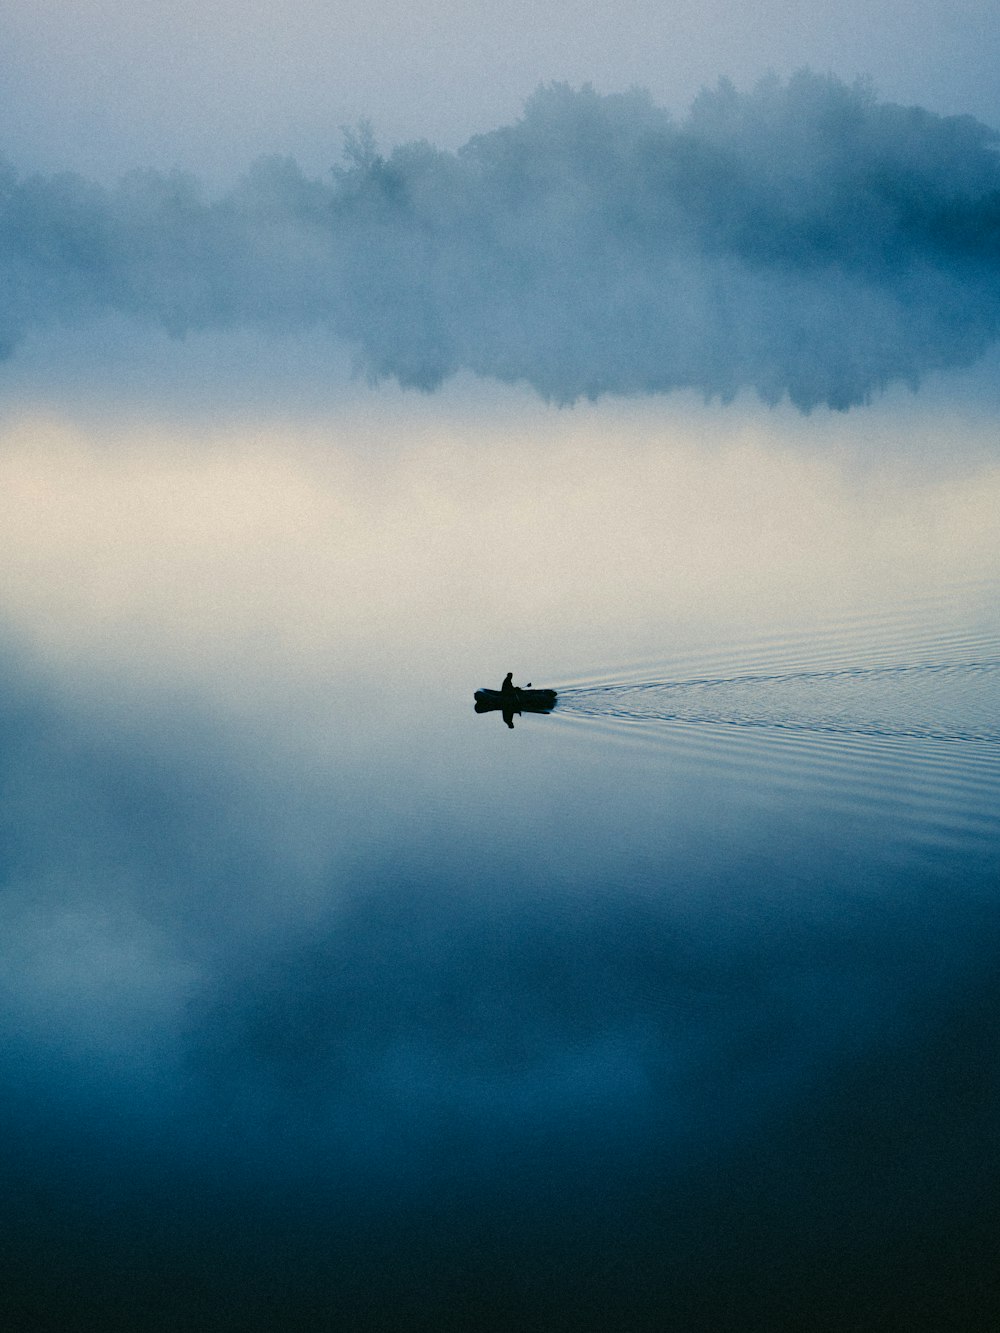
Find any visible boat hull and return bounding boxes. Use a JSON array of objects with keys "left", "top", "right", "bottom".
[{"left": 474, "top": 687, "right": 557, "bottom": 713}]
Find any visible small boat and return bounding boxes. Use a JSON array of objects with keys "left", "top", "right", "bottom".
[{"left": 474, "top": 687, "right": 557, "bottom": 714}]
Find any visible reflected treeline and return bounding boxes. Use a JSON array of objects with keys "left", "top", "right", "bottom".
[{"left": 3, "top": 71, "right": 1000, "bottom": 408}]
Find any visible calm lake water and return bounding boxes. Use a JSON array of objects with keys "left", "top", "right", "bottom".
[{"left": 2, "top": 379, "right": 999, "bottom": 1330}]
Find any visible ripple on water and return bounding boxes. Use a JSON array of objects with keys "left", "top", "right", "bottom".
[
  {"left": 558, "top": 660, "right": 1000, "bottom": 744},
  {"left": 545, "top": 588, "right": 1000, "bottom": 871}
]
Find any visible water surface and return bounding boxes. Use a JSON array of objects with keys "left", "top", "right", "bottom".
[{"left": 1, "top": 392, "right": 999, "bottom": 1330}]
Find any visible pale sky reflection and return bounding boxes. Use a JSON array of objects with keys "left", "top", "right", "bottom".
[{"left": 1, "top": 403, "right": 998, "bottom": 719}]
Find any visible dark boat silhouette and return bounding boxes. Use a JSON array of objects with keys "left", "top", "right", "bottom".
[{"left": 474, "top": 687, "right": 557, "bottom": 714}]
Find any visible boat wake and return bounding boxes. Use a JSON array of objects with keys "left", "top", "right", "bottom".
[{"left": 556, "top": 659, "right": 1000, "bottom": 743}]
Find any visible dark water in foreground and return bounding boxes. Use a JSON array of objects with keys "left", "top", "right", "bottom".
[
  {"left": 1, "top": 383, "right": 999, "bottom": 1331},
  {"left": 2, "top": 576, "right": 999, "bottom": 1332}
]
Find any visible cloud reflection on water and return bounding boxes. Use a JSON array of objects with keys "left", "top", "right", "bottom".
[
  {"left": 2, "top": 625, "right": 998, "bottom": 1330},
  {"left": 1, "top": 402, "right": 998, "bottom": 709},
  {"left": 1, "top": 395, "right": 999, "bottom": 1330}
]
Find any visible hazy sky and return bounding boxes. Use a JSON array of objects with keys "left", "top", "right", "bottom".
[{"left": 4, "top": 0, "right": 1000, "bottom": 180}]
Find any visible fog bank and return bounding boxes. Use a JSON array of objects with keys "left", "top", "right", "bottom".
[{"left": 3, "top": 73, "right": 1000, "bottom": 409}]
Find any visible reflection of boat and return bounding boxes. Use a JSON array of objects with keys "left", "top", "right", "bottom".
[{"left": 474, "top": 687, "right": 557, "bottom": 713}]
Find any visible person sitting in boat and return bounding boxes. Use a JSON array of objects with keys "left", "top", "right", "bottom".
[{"left": 500, "top": 672, "right": 517, "bottom": 699}]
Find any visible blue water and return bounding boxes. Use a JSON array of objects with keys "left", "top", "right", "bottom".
[{"left": 2, "top": 571, "right": 998, "bottom": 1330}]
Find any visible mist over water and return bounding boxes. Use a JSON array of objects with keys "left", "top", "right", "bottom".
[{"left": 4, "top": 72, "right": 1000, "bottom": 410}]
